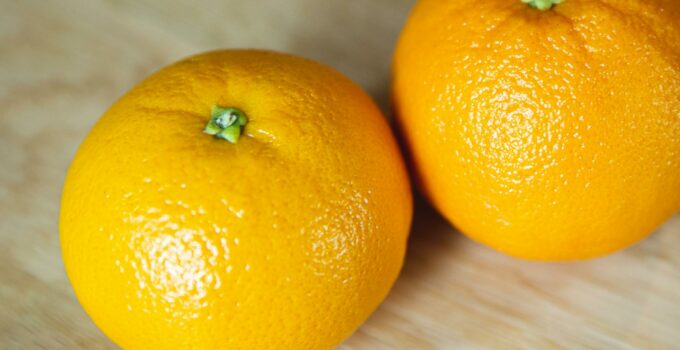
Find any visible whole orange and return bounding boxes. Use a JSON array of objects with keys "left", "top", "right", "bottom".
[
  {"left": 60, "top": 50, "right": 412, "bottom": 349},
  {"left": 393, "top": 0, "right": 680, "bottom": 260}
]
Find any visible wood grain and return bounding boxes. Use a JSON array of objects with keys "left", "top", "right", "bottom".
[{"left": 1, "top": 0, "right": 679, "bottom": 349}]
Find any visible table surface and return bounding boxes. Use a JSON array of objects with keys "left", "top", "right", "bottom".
[{"left": 2, "top": 0, "right": 679, "bottom": 349}]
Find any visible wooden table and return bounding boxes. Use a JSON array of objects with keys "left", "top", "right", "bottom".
[{"left": 2, "top": 0, "right": 679, "bottom": 348}]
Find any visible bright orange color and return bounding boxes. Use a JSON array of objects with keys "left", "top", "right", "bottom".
[
  {"left": 393, "top": 0, "right": 680, "bottom": 260},
  {"left": 60, "top": 50, "right": 412, "bottom": 349}
]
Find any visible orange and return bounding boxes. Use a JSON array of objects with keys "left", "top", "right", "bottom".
[
  {"left": 393, "top": 0, "right": 680, "bottom": 260},
  {"left": 60, "top": 50, "right": 412, "bottom": 349}
]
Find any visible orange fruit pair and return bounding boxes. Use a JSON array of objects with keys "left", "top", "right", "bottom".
[{"left": 61, "top": 0, "right": 680, "bottom": 348}]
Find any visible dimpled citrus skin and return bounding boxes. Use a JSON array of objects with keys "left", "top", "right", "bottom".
[
  {"left": 60, "top": 50, "right": 412, "bottom": 349},
  {"left": 393, "top": 0, "right": 680, "bottom": 260}
]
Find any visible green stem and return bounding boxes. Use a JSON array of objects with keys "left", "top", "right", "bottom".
[
  {"left": 203, "top": 106, "right": 248, "bottom": 143},
  {"left": 521, "top": 0, "right": 562, "bottom": 10}
]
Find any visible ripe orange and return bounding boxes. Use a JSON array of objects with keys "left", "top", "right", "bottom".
[
  {"left": 60, "top": 50, "right": 412, "bottom": 349},
  {"left": 393, "top": 0, "right": 680, "bottom": 260}
]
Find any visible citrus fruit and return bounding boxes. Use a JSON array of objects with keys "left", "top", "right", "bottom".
[
  {"left": 393, "top": 0, "right": 680, "bottom": 260},
  {"left": 60, "top": 49, "right": 412, "bottom": 349}
]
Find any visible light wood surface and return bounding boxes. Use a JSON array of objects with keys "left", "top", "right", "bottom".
[{"left": 1, "top": 1, "right": 679, "bottom": 349}]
